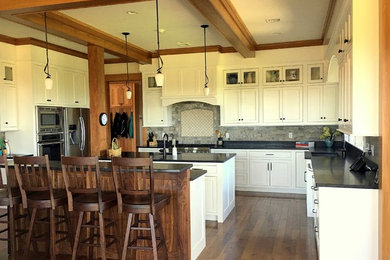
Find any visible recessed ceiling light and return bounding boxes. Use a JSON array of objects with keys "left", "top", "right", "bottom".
[
  {"left": 177, "top": 41, "right": 191, "bottom": 47},
  {"left": 126, "top": 10, "right": 138, "bottom": 15},
  {"left": 265, "top": 18, "right": 281, "bottom": 23}
]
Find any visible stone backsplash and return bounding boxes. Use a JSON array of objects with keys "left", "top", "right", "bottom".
[{"left": 146, "top": 102, "right": 341, "bottom": 144}]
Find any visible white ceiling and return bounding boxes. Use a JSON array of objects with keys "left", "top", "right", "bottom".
[{"left": 0, "top": 0, "right": 332, "bottom": 58}]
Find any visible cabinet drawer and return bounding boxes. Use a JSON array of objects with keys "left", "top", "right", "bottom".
[{"left": 249, "top": 151, "right": 292, "bottom": 159}]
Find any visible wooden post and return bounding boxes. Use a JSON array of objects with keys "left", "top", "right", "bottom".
[
  {"left": 88, "top": 44, "right": 109, "bottom": 156},
  {"left": 380, "top": 0, "right": 390, "bottom": 258}
]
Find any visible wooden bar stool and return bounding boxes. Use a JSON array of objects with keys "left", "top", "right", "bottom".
[
  {"left": 61, "top": 156, "right": 120, "bottom": 260},
  {"left": 13, "top": 155, "right": 73, "bottom": 260},
  {"left": 0, "top": 155, "right": 28, "bottom": 260},
  {"left": 112, "top": 157, "right": 169, "bottom": 260}
]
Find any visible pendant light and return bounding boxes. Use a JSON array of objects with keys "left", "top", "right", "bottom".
[
  {"left": 43, "top": 12, "right": 53, "bottom": 90},
  {"left": 155, "top": 0, "right": 164, "bottom": 87},
  {"left": 122, "top": 32, "right": 132, "bottom": 99},
  {"left": 201, "top": 24, "right": 210, "bottom": 96}
]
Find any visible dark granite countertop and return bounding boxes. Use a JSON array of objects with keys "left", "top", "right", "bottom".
[
  {"left": 100, "top": 152, "right": 235, "bottom": 163},
  {"left": 190, "top": 169, "right": 207, "bottom": 181},
  {"left": 310, "top": 154, "right": 378, "bottom": 189}
]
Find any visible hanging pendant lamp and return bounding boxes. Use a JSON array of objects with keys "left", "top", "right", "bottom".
[
  {"left": 43, "top": 12, "right": 53, "bottom": 90},
  {"left": 155, "top": 0, "right": 164, "bottom": 87},
  {"left": 201, "top": 24, "right": 210, "bottom": 96},
  {"left": 122, "top": 32, "right": 132, "bottom": 99}
]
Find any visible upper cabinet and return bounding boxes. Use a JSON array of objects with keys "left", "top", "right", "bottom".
[
  {"left": 263, "top": 65, "right": 303, "bottom": 85},
  {"left": 33, "top": 63, "right": 89, "bottom": 108},
  {"left": 224, "top": 68, "right": 258, "bottom": 87},
  {"left": 307, "top": 84, "right": 338, "bottom": 123},
  {"left": 143, "top": 89, "right": 172, "bottom": 127},
  {"left": 0, "top": 84, "right": 18, "bottom": 131},
  {"left": 1, "top": 62, "right": 15, "bottom": 84},
  {"left": 307, "top": 64, "right": 324, "bottom": 84}
]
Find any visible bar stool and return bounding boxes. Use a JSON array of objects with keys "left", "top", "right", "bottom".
[
  {"left": 61, "top": 156, "right": 120, "bottom": 260},
  {"left": 112, "top": 157, "right": 169, "bottom": 260},
  {"left": 13, "top": 155, "right": 73, "bottom": 260},
  {"left": 0, "top": 155, "right": 28, "bottom": 260}
]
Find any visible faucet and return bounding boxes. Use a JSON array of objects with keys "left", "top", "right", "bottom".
[{"left": 163, "top": 133, "right": 169, "bottom": 157}]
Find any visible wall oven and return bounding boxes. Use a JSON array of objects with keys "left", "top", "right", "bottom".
[
  {"left": 36, "top": 106, "right": 64, "bottom": 134},
  {"left": 37, "top": 132, "right": 64, "bottom": 161}
]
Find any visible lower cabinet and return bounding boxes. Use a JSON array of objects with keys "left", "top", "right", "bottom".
[
  {"left": 316, "top": 187, "right": 378, "bottom": 260},
  {"left": 211, "top": 149, "right": 306, "bottom": 194},
  {"left": 0, "top": 84, "right": 18, "bottom": 131},
  {"left": 190, "top": 175, "right": 206, "bottom": 260}
]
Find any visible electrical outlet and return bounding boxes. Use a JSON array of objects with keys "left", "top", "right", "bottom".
[
  {"left": 370, "top": 144, "right": 375, "bottom": 156},
  {"left": 226, "top": 133, "right": 230, "bottom": 139},
  {"left": 288, "top": 132, "right": 293, "bottom": 139}
]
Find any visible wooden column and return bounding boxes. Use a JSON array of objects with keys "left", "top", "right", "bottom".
[
  {"left": 380, "top": 0, "right": 390, "bottom": 258},
  {"left": 88, "top": 44, "right": 109, "bottom": 156}
]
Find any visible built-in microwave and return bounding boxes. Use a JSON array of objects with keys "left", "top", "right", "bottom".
[{"left": 36, "top": 106, "right": 64, "bottom": 133}]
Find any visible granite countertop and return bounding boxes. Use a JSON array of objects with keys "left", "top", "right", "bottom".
[
  {"left": 305, "top": 146, "right": 378, "bottom": 189},
  {"left": 100, "top": 152, "right": 236, "bottom": 163},
  {"left": 190, "top": 169, "right": 207, "bottom": 181}
]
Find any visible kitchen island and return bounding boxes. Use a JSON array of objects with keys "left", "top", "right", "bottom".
[{"left": 5, "top": 159, "right": 200, "bottom": 260}]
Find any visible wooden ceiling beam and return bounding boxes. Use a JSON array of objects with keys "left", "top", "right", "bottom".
[
  {"left": 13, "top": 11, "right": 151, "bottom": 64},
  {"left": 0, "top": 0, "right": 150, "bottom": 15},
  {"left": 187, "top": 0, "right": 256, "bottom": 58}
]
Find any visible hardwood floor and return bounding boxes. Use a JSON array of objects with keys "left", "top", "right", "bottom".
[{"left": 198, "top": 193, "right": 318, "bottom": 260}]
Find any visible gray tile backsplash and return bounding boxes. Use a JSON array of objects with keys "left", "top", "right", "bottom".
[{"left": 146, "top": 102, "right": 341, "bottom": 144}]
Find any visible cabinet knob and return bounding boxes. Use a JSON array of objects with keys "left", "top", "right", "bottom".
[
  {"left": 75, "top": 101, "right": 79, "bottom": 103},
  {"left": 323, "top": 116, "right": 326, "bottom": 119},
  {"left": 5, "top": 122, "right": 8, "bottom": 124},
  {"left": 344, "top": 39, "right": 350, "bottom": 43},
  {"left": 314, "top": 226, "right": 319, "bottom": 232},
  {"left": 343, "top": 119, "right": 349, "bottom": 122},
  {"left": 312, "top": 209, "right": 317, "bottom": 214},
  {"left": 280, "top": 118, "right": 282, "bottom": 120},
  {"left": 314, "top": 199, "right": 319, "bottom": 204},
  {"left": 320, "top": 77, "right": 323, "bottom": 80},
  {"left": 338, "top": 118, "right": 342, "bottom": 121},
  {"left": 320, "top": 117, "right": 323, "bottom": 119},
  {"left": 3, "top": 78, "right": 6, "bottom": 80},
  {"left": 338, "top": 49, "right": 343, "bottom": 53},
  {"left": 161, "top": 120, "right": 163, "bottom": 122},
  {"left": 283, "top": 118, "right": 285, "bottom": 120},
  {"left": 311, "top": 186, "right": 318, "bottom": 191}
]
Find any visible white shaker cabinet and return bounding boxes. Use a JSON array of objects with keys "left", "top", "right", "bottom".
[
  {"left": 307, "top": 63, "right": 324, "bottom": 84},
  {"left": 222, "top": 88, "right": 258, "bottom": 125},
  {"left": 63, "top": 70, "right": 89, "bottom": 108},
  {"left": 263, "top": 87, "right": 302, "bottom": 124},
  {"left": 143, "top": 90, "right": 172, "bottom": 127},
  {"left": 307, "top": 84, "right": 338, "bottom": 123},
  {"left": 0, "top": 84, "right": 18, "bottom": 131},
  {"left": 32, "top": 64, "right": 60, "bottom": 105}
]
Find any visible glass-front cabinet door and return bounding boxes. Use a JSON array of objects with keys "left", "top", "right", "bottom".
[
  {"left": 263, "top": 67, "right": 282, "bottom": 85},
  {"left": 283, "top": 65, "right": 303, "bottom": 84},
  {"left": 242, "top": 69, "right": 258, "bottom": 86},
  {"left": 1, "top": 62, "right": 15, "bottom": 84},
  {"left": 308, "top": 63, "right": 324, "bottom": 83},
  {"left": 224, "top": 70, "right": 240, "bottom": 86}
]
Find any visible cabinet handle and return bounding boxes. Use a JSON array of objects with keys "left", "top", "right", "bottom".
[
  {"left": 270, "top": 162, "right": 272, "bottom": 171},
  {"left": 338, "top": 49, "right": 343, "bottom": 53},
  {"left": 344, "top": 39, "right": 350, "bottom": 43},
  {"left": 338, "top": 118, "right": 342, "bottom": 121},
  {"left": 343, "top": 119, "right": 349, "bottom": 122},
  {"left": 304, "top": 171, "right": 307, "bottom": 182},
  {"left": 314, "top": 226, "right": 319, "bottom": 232},
  {"left": 311, "top": 186, "right": 318, "bottom": 191},
  {"left": 75, "top": 101, "right": 79, "bottom": 103},
  {"left": 314, "top": 199, "right": 319, "bottom": 204},
  {"left": 265, "top": 153, "right": 274, "bottom": 156},
  {"left": 312, "top": 209, "right": 317, "bottom": 214},
  {"left": 267, "top": 162, "right": 269, "bottom": 171},
  {"left": 47, "top": 99, "right": 51, "bottom": 102},
  {"left": 3, "top": 78, "right": 6, "bottom": 80}
]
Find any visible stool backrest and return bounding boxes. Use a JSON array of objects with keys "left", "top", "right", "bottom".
[
  {"left": 61, "top": 156, "right": 103, "bottom": 212},
  {"left": 0, "top": 155, "right": 14, "bottom": 207},
  {"left": 13, "top": 155, "right": 54, "bottom": 208},
  {"left": 111, "top": 157, "right": 155, "bottom": 214}
]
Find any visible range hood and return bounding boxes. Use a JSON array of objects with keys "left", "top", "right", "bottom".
[{"left": 161, "top": 96, "right": 218, "bottom": 106}]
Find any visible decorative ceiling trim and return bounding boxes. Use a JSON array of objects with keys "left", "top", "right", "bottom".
[
  {"left": 322, "top": 0, "right": 337, "bottom": 44},
  {"left": 187, "top": 0, "right": 256, "bottom": 58},
  {"left": 0, "top": 0, "right": 151, "bottom": 15},
  {"left": 0, "top": 33, "right": 88, "bottom": 59},
  {"left": 5, "top": 11, "right": 152, "bottom": 64}
]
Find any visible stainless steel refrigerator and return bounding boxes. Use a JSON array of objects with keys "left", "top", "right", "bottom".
[{"left": 64, "top": 108, "right": 90, "bottom": 156}]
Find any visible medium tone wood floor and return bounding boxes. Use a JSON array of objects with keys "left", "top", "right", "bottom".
[
  {"left": 0, "top": 193, "right": 317, "bottom": 260},
  {"left": 198, "top": 193, "right": 318, "bottom": 260}
]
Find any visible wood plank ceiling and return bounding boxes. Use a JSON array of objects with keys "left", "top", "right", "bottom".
[{"left": 0, "top": 0, "right": 336, "bottom": 63}]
